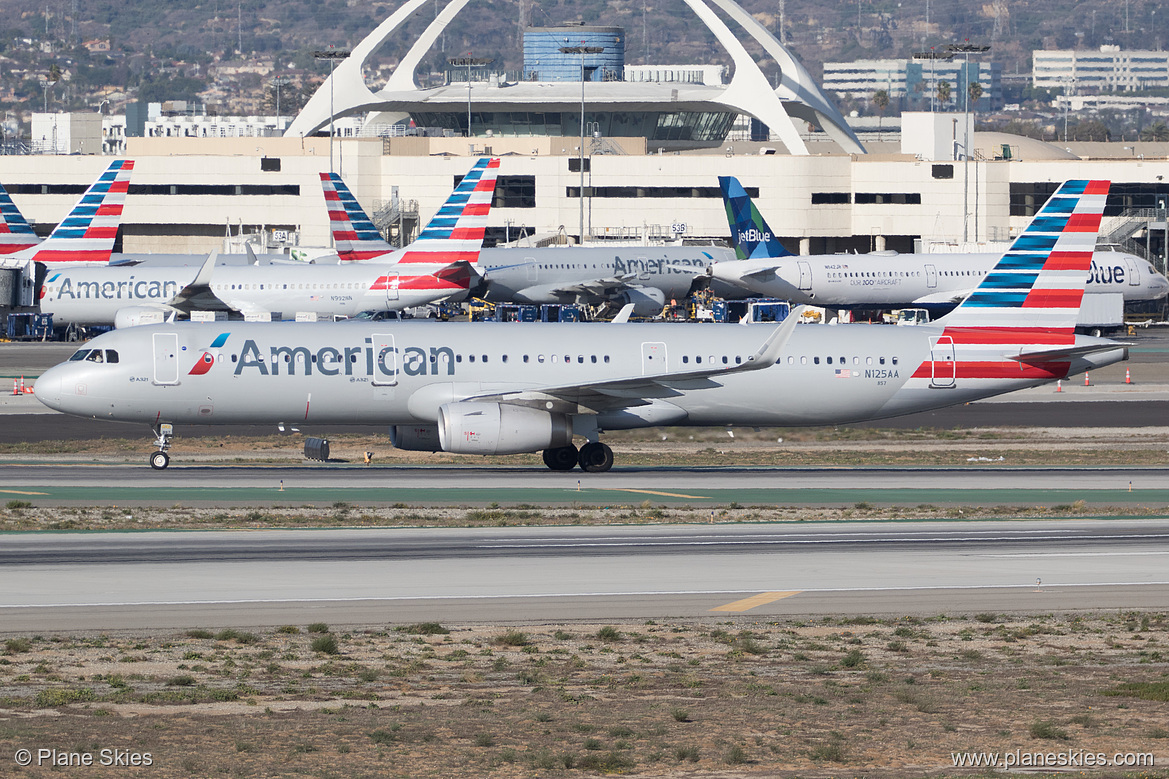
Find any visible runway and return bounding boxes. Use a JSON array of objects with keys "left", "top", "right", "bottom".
[
  {"left": 2, "top": 520, "right": 1167, "bottom": 631},
  {"left": 5, "top": 463, "right": 1169, "bottom": 505}
]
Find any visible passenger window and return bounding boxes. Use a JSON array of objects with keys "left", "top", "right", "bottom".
[
  {"left": 696, "top": 356, "right": 702, "bottom": 364},
  {"left": 523, "top": 355, "right": 529, "bottom": 363},
  {"left": 482, "top": 355, "right": 488, "bottom": 363},
  {"left": 683, "top": 356, "right": 689, "bottom": 364},
  {"left": 866, "top": 357, "right": 873, "bottom": 365},
  {"left": 232, "top": 355, "right": 238, "bottom": 362},
  {"left": 469, "top": 355, "right": 475, "bottom": 363},
  {"left": 735, "top": 356, "right": 741, "bottom": 364},
  {"left": 814, "top": 357, "right": 820, "bottom": 364},
  {"left": 577, "top": 356, "right": 584, "bottom": 363},
  {"left": 604, "top": 356, "right": 610, "bottom": 363},
  {"left": 502, "top": 355, "right": 508, "bottom": 363},
  {"left": 801, "top": 356, "right": 807, "bottom": 365},
  {"left": 722, "top": 356, "right": 728, "bottom": 364},
  {"left": 591, "top": 355, "right": 597, "bottom": 363},
  {"left": 853, "top": 357, "right": 859, "bottom": 365},
  {"left": 892, "top": 356, "right": 899, "bottom": 365},
  {"left": 456, "top": 355, "right": 463, "bottom": 363},
  {"left": 537, "top": 355, "right": 545, "bottom": 363},
  {"left": 826, "top": 356, "right": 833, "bottom": 364},
  {"left": 786, "top": 356, "right": 794, "bottom": 365},
  {"left": 879, "top": 357, "right": 886, "bottom": 365}
]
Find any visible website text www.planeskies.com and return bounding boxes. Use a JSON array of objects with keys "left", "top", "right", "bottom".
[{"left": 952, "top": 749, "right": 1155, "bottom": 770}]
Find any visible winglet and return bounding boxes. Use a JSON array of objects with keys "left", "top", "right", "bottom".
[
  {"left": 611, "top": 304, "right": 635, "bottom": 323},
  {"left": 744, "top": 304, "right": 806, "bottom": 370}
]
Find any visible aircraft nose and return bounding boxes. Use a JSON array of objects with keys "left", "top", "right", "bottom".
[{"left": 32, "top": 366, "right": 65, "bottom": 411}]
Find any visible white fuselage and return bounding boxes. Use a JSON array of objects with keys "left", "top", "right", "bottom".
[
  {"left": 709, "top": 250, "right": 1169, "bottom": 307},
  {"left": 34, "top": 321, "right": 1127, "bottom": 434}
]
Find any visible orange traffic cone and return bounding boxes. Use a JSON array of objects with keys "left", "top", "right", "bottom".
[
  {"left": 1055, "top": 380, "right": 1062, "bottom": 393},
  {"left": 1084, "top": 372, "right": 1090, "bottom": 386},
  {"left": 1125, "top": 369, "right": 1132, "bottom": 384},
  {"left": 11, "top": 378, "right": 18, "bottom": 396}
]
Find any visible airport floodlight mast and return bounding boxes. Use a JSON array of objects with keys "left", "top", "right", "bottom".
[
  {"left": 946, "top": 41, "right": 990, "bottom": 244},
  {"left": 313, "top": 47, "right": 350, "bottom": 175},
  {"left": 911, "top": 48, "right": 953, "bottom": 113},
  {"left": 447, "top": 56, "right": 494, "bottom": 138},
  {"left": 269, "top": 75, "right": 293, "bottom": 132},
  {"left": 560, "top": 44, "right": 604, "bottom": 243}
]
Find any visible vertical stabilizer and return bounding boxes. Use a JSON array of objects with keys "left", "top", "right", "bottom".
[
  {"left": 0, "top": 183, "right": 39, "bottom": 255},
  {"left": 718, "top": 176, "right": 794, "bottom": 259},
  {"left": 322, "top": 172, "right": 395, "bottom": 262},
  {"left": 13, "top": 159, "right": 134, "bottom": 266},
  {"left": 940, "top": 180, "right": 1110, "bottom": 333},
  {"left": 394, "top": 157, "right": 500, "bottom": 266}
]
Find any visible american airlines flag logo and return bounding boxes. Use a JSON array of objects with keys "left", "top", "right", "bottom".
[{"left": 834, "top": 369, "right": 853, "bottom": 379}]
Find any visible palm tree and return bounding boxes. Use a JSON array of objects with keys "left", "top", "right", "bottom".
[
  {"left": 872, "top": 89, "right": 890, "bottom": 140},
  {"left": 1140, "top": 122, "right": 1169, "bottom": 142},
  {"left": 937, "top": 80, "right": 952, "bottom": 108},
  {"left": 968, "top": 81, "right": 983, "bottom": 109}
]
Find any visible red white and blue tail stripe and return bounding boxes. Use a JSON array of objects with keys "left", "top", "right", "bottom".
[
  {"left": 321, "top": 172, "right": 394, "bottom": 262},
  {"left": 396, "top": 157, "right": 499, "bottom": 266},
  {"left": 0, "top": 183, "right": 39, "bottom": 255},
  {"left": 940, "top": 179, "right": 1109, "bottom": 334},
  {"left": 15, "top": 159, "right": 133, "bottom": 266}
]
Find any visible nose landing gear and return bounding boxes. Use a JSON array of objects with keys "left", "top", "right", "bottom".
[{"left": 150, "top": 423, "right": 174, "bottom": 470}]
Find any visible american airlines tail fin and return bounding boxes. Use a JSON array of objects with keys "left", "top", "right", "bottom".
[
  {"left": 939, "top": 180, "right": 1110, "bottom": 332},
  {"left": 321, "top": 172, "right": 394, "bottom": 262},
  {"left": 13, "top": 159, "right": 133, "bottom": 266},
  {"left": 324, "top": 158, "right": 500, "bottom": 266},
  {"left": 0, "top": 183, "right": 39, "bottom": 255},
  {"left": 718, "top": 176, "right": 794, "bottom": 260},
  {"left": 394, "top": 157, "right": 500, "bottom": 267}
]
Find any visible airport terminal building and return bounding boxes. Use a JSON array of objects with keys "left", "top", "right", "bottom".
[{"left": 0, "top": 0, "right": 1168, "bottom": 275}]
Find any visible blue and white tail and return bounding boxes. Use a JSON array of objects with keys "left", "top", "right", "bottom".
[
  {"left": 940, "top": 180, "right": 1110, "bottom": 334},
  {"left": 14, "top": 159, "right": 134, "bottom": 266},
  {"left": 0, "top": 183, "right": 39, "bottom": 255},
  {"left": 718, "top": 176, "right": 794, "bottom": 260}
]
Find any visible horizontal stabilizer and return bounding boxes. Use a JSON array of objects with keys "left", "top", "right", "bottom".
[{"left": 1008, "top": 342, "right": 1130, "bottom": 363}]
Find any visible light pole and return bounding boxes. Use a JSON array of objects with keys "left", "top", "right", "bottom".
[
  {"left": 313, "top": 48, "right": 350, "bottom": 174},
  {"left": 586, "top": 121, "right": 600, "bottom": 239},
  {"left": 560, "top": 44, "right": 604, "bottom": 243},
  {"left": 269, "top": 76, "right": 292, "bottom": 132},
  {"left": 947, "top": 42, "right": 989, "bottom": 244},
  {"left": 447, "top": 57, "right": 494, "bottom": 138},
  {"left": 912, "top": 48, "right": 953, "bottom": 112}
]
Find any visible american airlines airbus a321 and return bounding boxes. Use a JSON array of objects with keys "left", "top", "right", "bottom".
[{"left": 36, "top": 181, "right": 1128, "bottom": 473}]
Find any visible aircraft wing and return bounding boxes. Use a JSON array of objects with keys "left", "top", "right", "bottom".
[
  {"left": 738, "top": 265, "right": 780, "bottom": 280},
  {"left": 912, "top": 289, "right": 974, "bottom": 306},
  {"left": 167, "top": 251, "right": 234, "bottom": 312},
  {"left": 544, "top": 274, "right": 640, "bottom": 298},
  {"left": 467, "top": 306, "right": 805, "bottom": 413},
  {"left": 1007, "top": 342, "right": 1131, "bottom": 363}
]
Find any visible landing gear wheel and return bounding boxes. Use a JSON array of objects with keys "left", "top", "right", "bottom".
[
  {"left": 149, "top": 450, "right": 170, "bottom": 470},
  {"left": 578, "top": 442, "right": 614, "bottom": 473},
  {"left": 542, "top": 444, "right": 579, "bottom": 471}
]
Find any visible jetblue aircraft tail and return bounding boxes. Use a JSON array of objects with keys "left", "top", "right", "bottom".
[
  {"left": 939, "top": 180, "right": 1109, "bottom": 333},
  {"left": 718, "top": 176, "right": 794, "bottom": 260},
  {"left": 11, "top": 159, "right": 133, "bottom": 266},
  {"left": 324, "top": 157, "right": 500, "bottom": 266},
  {"left": 0, "top": 182, "right": 39, "bottom": 255}
]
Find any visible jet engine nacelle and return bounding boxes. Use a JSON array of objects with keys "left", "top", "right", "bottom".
[
  {"left": 437, "top": 401, "right": 571, "bottom": 455},
  {"left": 613, "top": 286, "right": 666, "bottom": 316},
  {"left": 113, "top": 306, "right": 175, "bottom": 329},
  {"left": 390, "top": 424, "right": 442, "bottom": 452}
]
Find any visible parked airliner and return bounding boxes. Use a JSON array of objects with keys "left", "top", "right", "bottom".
[
  {"left": 2, "top": 160, "right": 134, "bottom": 267},
  {"left": 710, "top": 176, "right": 1169, "bottom": 308},
  {"left": 38, "top": 159, "right": 500, "bottom": 327},
  {"left": 324, "top": 171, "right": 744, "bottom": 315},
  {"left": 36, "top": 181, "right": 1127, "bottom": 473}
]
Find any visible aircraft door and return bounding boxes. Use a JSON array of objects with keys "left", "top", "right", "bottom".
[
  {"left": 797, "top": 261, "right": 813, "bottom": 291},
  {"left": 929, "top": 335, "right": 956, "bottom": 389},
  {"left": 925, "top": 264, "right": 938, "bottom": 289},
  {"left": 641, "top": 342, "right": 668, "bottom": 375},
  {"left": 371, "top": 333, "right": 397, "bottom": 386},
  {"left": 152, "top": 332, "right": 180, "bottom": 386},
  {"left": 1126, "top": 257, "right": 1141, "bottom": 285},
  {"left": 525, "top": 257, "right": 538, "bottom": 283},
  {"left": 384, "top": 272, "right": 400, "bottom": 302}
]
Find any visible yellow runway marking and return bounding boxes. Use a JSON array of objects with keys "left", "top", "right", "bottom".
[
  {"left": 0, "top": 490, "right": 48, "bottom": 496},
  {"left": 600, "top": 488, "right": 710, "bottom": 499},
  {"left": 711, "top": 591, "right": 802, "bottom": 612}
]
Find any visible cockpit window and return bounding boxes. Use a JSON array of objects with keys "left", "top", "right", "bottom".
[
  {"left": 105, "top": 350, "right": 119, "bottom": 364},
  {"left": 68, "top": 350, "right": 91, "bottom": 361},
  {"left": 85, "top": 350, "right": 105, "bottom": 363}
]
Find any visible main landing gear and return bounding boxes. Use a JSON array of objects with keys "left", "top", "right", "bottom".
[
  {"left": 541, "top": 442, "right": 614, "bottom": 473},
  {"left": 150, "top": 423, "right": 174, "bottom": 470}
]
